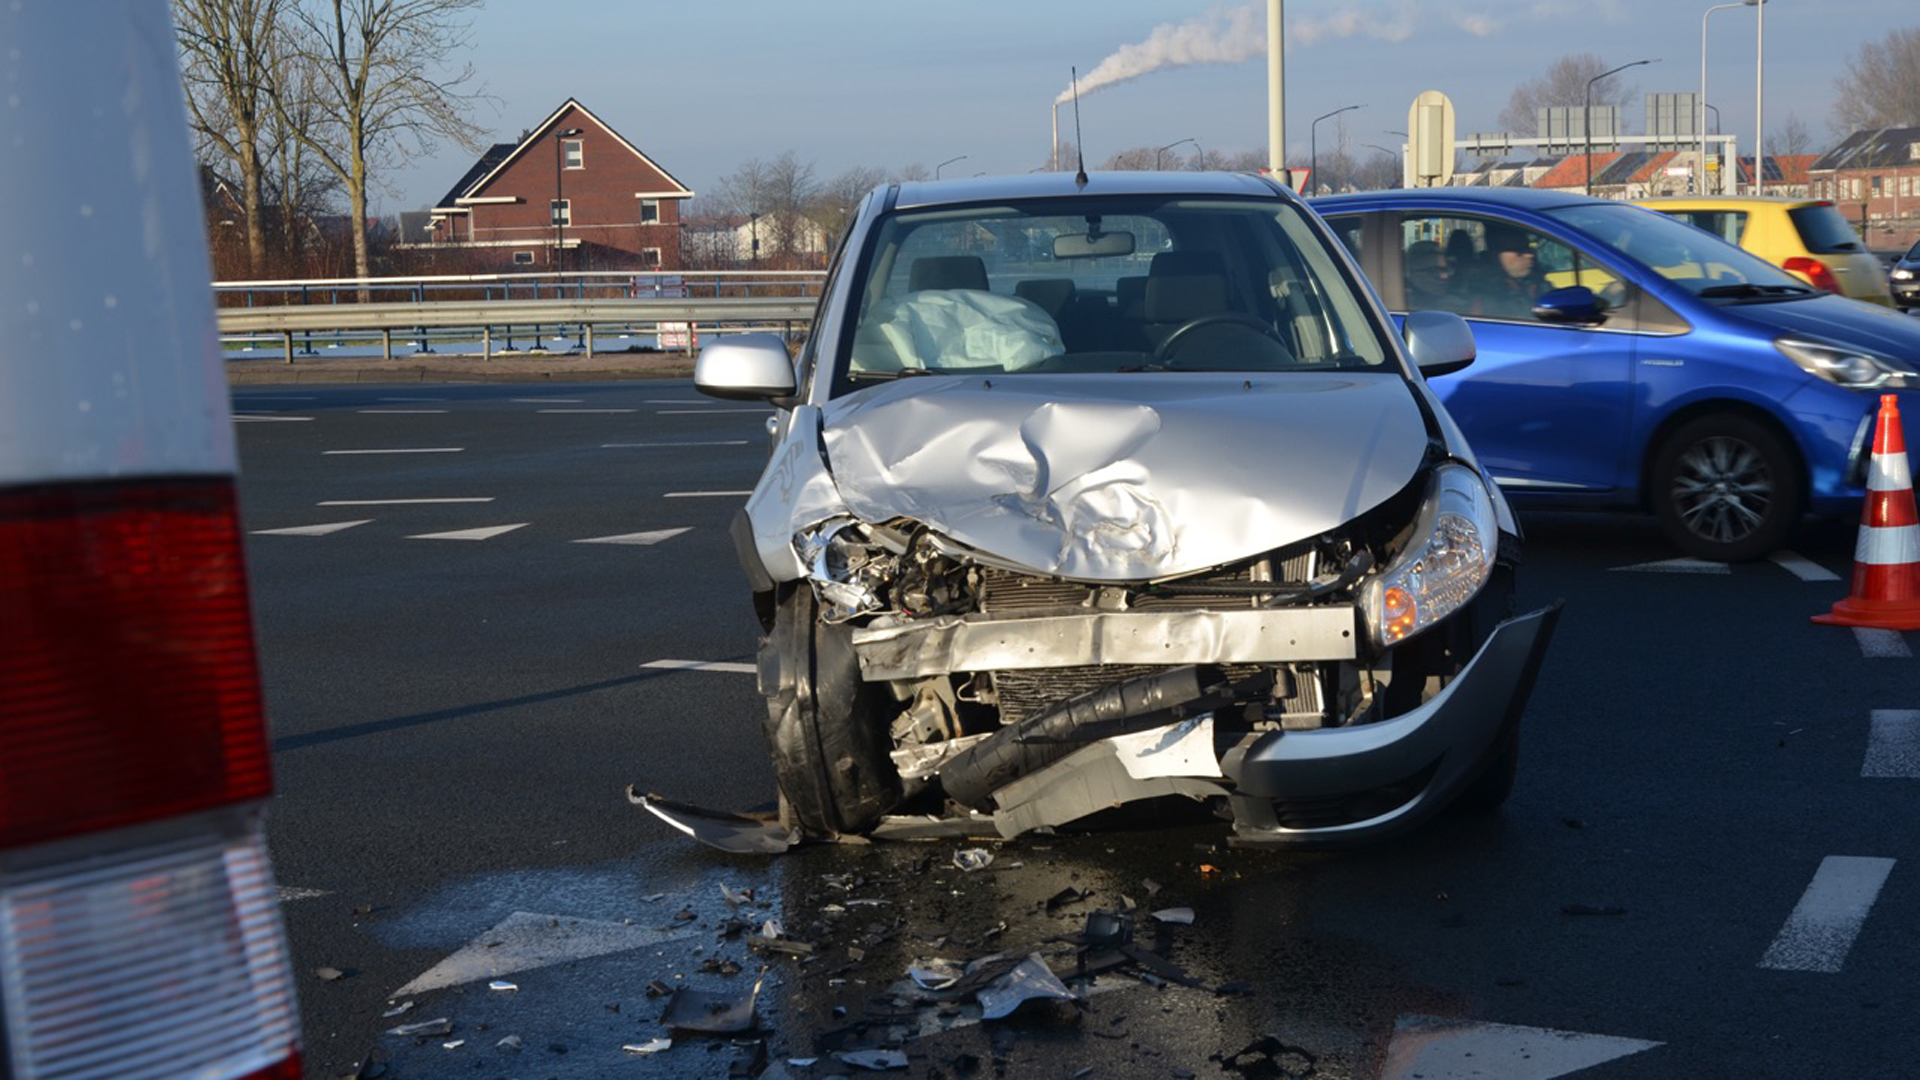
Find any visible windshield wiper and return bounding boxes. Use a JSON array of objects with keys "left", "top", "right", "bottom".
[
  {"left": 848, "top": 367, "right": 945, "bottom": 381},
  {"left": 1698, "top": 282, "right": 1815, "bottom": 300}
]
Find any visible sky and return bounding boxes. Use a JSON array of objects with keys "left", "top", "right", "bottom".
[{"left": 372, "top": 0, "right": 1911, "bottom": 215}]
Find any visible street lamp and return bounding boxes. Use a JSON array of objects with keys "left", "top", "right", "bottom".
[
  {"left": 1754, "top": 0, "right": 1767, "bottom": 195},
  {"left": 1156, "top": 137, "right": 1198, "bottom": 170},
  {"left": 1585, "top": 60, "right": 1655, "bottom": 196},
  {"left": 1310, "top": 104, "right": 1363, "bottom": 196},
  {"left": 1701, "top": 1, "right": 1762, "bottom": 195},
  {"left": 553, "top": 126, "right": 582, "bottom": 271},
  {"left": 935, "top": 155, "right": 967, "bottom": 179}
]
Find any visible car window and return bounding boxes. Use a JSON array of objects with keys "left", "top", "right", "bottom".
[
  {"left": 1393, "top": 214, "right": 1621, "bottom": 321},
  {"left": 838, "top": 195, "right": 1390, "bottom": 383},
  {"left": 1787, "top": 204, "right": 1866, "bottom": 254},
  {"left": 1544, "top": 203, "right": 1815, "bottom": 300},
  {"left": 1660, "top": 208, "right": 1748, "bottom": 246}
]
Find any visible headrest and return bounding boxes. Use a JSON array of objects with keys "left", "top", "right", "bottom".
[{"left": 909, "top": 255, "right": 989, "bottom": 292}]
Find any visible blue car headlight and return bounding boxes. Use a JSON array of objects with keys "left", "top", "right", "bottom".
[
  {"left": 1360, "top": 464, "right": 1498, "bottom": 648},
  {"left": 1777, "top": 336, "right": 1916, "bottom": 389}
]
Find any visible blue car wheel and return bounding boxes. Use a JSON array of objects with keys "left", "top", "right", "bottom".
[{"left": 1650, "top": 414, "right": 1802, "bottom": 562}]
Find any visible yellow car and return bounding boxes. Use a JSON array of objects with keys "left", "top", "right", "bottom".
[{"left": 1632, "top": 196, "right": 1896, "bottom": 307}]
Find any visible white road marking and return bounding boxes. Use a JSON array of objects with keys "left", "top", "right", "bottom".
[
  {"left": 1864, "top": 710, "right": 1920, "bottom": 778},
  {"left": 537, "top": 408, "right": 636, "bottom": 414},
  {"left": 322, "top": 447, "right": 463, "bottom": 455},
  {"left": 1379, "top": 1015, "right": 1661, "bottom": 1080},
  {"left": 643, "top": 659, "right": 756, "bottom": 674},
  {"left": 1855, "top": 628, "right": 1912, "bottom": 658},
  {"left": 512, "top": 397, "right": 582, "bottom": 403},
  {"left": 357, "top": 408, "right": 449, "bottom": 414},
  {"left": 393, "top": 911, "right": 697, "bottom": 997},
  {"left": 319, "top": 497, "right": 494, "bottom": 506},
  {"left": 644, "top": 399, "right": 707, "bottom": 404},
  {"left": 1770, "top": 550, "right": 1842, "bottom": 581},
  {"left": 252, "top": 520, "right": 372, "bottom": 537},
  {"left": 1758, "top": 855, "right": 1896, "bottom": 972},
  {"left": 276, "top": 886, "right": 331, "bottom": 902},
  {"left": 574, "top": 528, "right": 692, "bottom": 546},
  {"left": 375, "top": 396, "right": 446, "bottom": 402},
  {"left": 657, "top": 408, "right": 771, "bottom": 414},
  {"left": 237, "top": 395, "right": 318, "bottom": 401},
  {"left": 664, "top": 491, "right": 752, "bottom": 498},
  {"left": 602, "top": 440, "right": 749, "bottom": 448},
  {"left": 1610, "top": 557, "right": 1731, "bottom": 574},
  {"left": 407, "top": 524, "right": 529, "bottom": 541},
  {"left": 233, "top": 414, "right": 314, "bottom": 422}
]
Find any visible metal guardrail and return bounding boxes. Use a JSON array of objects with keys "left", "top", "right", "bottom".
[{"left": 217, "top": 295, "right": 819, "bottom": 362}]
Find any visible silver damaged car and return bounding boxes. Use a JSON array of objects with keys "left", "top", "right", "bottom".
[{"left": 696, "top": 172, "right": 1559, "bottom": 848}]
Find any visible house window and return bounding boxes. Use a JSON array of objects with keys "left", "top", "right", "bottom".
[
  {"left": 563, "top": 138, "right": 583, "bottom": 170},
  {"left": 639, "top": 198, "right": 660, "bottom": 223},
  {"left": 1873, "top": 175, "right": 1884, "bottom": 197},
  {"left": 512, "top": 251, "right": 535, "bottom": 265},
  {"left": 640, "top": 247, "right": 662, "bottom": 268},
  {"left": 550, "top": 198, "right": 570, "bottom": 226}
]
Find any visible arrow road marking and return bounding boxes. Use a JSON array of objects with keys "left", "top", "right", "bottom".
[
  {"left": 1759, "top": 855, "right": 1895, "bottom": 973},
  {"left": 1379, "top": 1015, "right": 1661, "bottom": 1080},
  {"left": 407, "top": 524, "right": 529, "bottom": 541},
  {"left": 574, "top": 528, "right": 692, "bottom": 546},
  {"left": 393, "top": 911, "right": 698, "bottom": 997},
  {"left": 252, "top": 520, "right": 373, "bottom": 537}
]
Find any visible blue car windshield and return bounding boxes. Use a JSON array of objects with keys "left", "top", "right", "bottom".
[
  {"left": 1544, "top": 202, "right": 1817, "bottom": 301},
  {"left": 840, "top": 196, "right": 1390, "bottom": 379}
]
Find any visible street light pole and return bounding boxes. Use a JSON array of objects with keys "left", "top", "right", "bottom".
[
  {"left": 1156, "top": 137, "right": 1198, "bottom": 170},
  {"left": 1310, "top": 104, "right": 1362, "bottom": 196},
  {"left": 1586, "top": 59, "right": 1655, "bottom": 196},
  {"left": 553, "top": 126, "right": 582, "bottom": 271},
  {"left": 1700, "top": 2, "right": 1760, "bottom": 196},
  {"left": 935, "top": 155, "right": 967, "bottom": 179},
  {"left": 1754, "top": 0, "right": 1766, "bottom": 195}
]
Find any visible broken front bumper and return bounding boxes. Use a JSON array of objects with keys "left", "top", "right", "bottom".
[{"left": 1222, "top": 603, "right": 1560, "bottom": 846}]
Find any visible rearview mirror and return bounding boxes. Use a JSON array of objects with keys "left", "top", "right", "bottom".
[
  {"left": 1402, "top": 310, "right": 1476, "bottom": 377},
  {"left": 1054, "top": 231, "right": 1135, "bottom": 258},
  {"left": 695, "top": 333, "right": 797, "bottom": 401},
  {"left": 1531, "top": 285, "right": 1608, "bottom": 326}
]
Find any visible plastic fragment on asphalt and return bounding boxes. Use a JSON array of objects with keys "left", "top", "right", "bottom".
[
  {"left": 1151, "top": 906, "right": 1196, "bottom": 925},
  {"left": 721, "top": 883, "right": 758, "bottom": 905},
  {"left": 662, "top": 974, "right": 763, "bottom": 1034},
  {"left": 440, "top": 1040, "right": 464, "bottom": 1050},
  {"left": 976, "top": 954, "right": 1079, "bottom": 1019},
  {"left": 622, "top": 1037, "right": 673, "bottom": 1054},
  {"left": 789, "top": 1058, "right": 818, "bottom": 1066},
  {"left": 836, "top": 1048, "right": 909, "bottom": 1070},
  {"left": 315, "top": 966, "right": 348, "bottom": 981},
  {"left": 908, "top": 959, "right": 964, "bottom": 990},
  {"left": 629, "top": 789, "right": 796, "bottom": 854},
  {"left": 952, "top": 847, "right": 994, "bottom": 872},
  {"left": 488, "top": 979, "right": 518, "bottom": 991},
  {"left": 495, "top": 1035, "right": 522, "bottom": 1051},
  {"left": 386, "top": 1018, "right": 453, "bottom": 1038},
  {"left": 381, "top": 1001, "right": 414, "bottom": 1018}
]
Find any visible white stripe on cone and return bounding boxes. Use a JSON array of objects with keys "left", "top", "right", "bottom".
[
  {"left": 1869, "top": 452, "right": 1913, "bottom": 491},
  {"left": 1856, "top": 523, "right": 1920, "bottom": 565}
]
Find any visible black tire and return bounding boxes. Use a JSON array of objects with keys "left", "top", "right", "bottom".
[
  {"left": 759, "top": 587, "right": 900, "bottom": 836},
  {"left": 1650, "top": 414, "right": 1800, "bottom": 562}
]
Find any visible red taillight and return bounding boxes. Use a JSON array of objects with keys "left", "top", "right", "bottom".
[
  {"left": 0, "top": 479, "right": 272, "bottom": 850},
  {"left": 1784, "top": 256, "right": 1840, "bottom": 293}
]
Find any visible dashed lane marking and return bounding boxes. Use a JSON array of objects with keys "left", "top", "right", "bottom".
[
  {"left": 1864, "top": 710, "right": 1920, "bottom": 778},
  {"left": 1758, "top": 855, "right": 1895, "bottom": 973},
  {"left": 643, "top": 659, "right": 756, "bottom": 674},
  {"left": 602, "top": 440, "right": 750, "bottom": 448},
  {"left": 664, "top": 490, "right": 753, "bottom": 498},
  {"left": 319, "top": 497, "right": 494, "bottom": 506},
  {"left": 393, "top": 911, "right": 698, "bottom": 997},
  {"left": 1770, "top": 550, "right": 1842, "bottom": 581},
  {"left": 657, "top": 408, "right": 772, "bottom": 414},
  {"left": 1379, "top": 1016, "right": 1661, "bottom": 1080},
  {"left": 322, "top": 447, "right": 464, "bottom": 455},
  {"left": 574, "top": 528, "right": 692, "bottom": 546},
  {"left": 407, "top": 524, "right": 529, "bottom": 541},
  {"left": 512, "top": 397, "right": 582, "bottom": 403},
  {"left": 376, "top": 396, "right": 446, "bottom": 402},
  {"left": 537, "top": 408, "right": 637, "bottom": 414},
  {"left": 233, "top": 414, "right": 314, "bottom": 422},
  {"left": 252, "top": 520, "right": 372, "bottom": 537},
  {"left": 357, "top": 408, "right": 449, "bottom": 414},
  {"left": 1855, "top": 628, "right": 1912, "bottom": 658},
  {"left": 1610, "top": 557, "right": 1731, "bottom": 574}
]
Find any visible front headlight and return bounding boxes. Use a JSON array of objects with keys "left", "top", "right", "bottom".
[
  {"left": 1360, "top": 464, "right": 1498, "bottom": 648},
  {"left": 1777, "top": 337, "right": 1916, "bottom": 389},
  {"left": 1892, "top": 268, "right": 1915, "bottom": 281}
]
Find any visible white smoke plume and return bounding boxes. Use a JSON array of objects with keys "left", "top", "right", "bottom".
[{"left": 1057, "top": 3, "right": 1496, "bottom": 104}]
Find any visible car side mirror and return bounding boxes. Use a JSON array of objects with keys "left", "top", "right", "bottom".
[
  {"left": 695, "top": 333, "right": 797, "bottom": 401},
  {"left": 1402, "top": 310, "right": 1476, "bottom": 377},
  {"left": 1531, "top": 285, "right": 1608, "bottom": 326}
]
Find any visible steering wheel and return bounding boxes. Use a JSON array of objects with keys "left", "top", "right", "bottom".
[{"left": 1152, "top": 312, "right": 1287, "bottom": 365}]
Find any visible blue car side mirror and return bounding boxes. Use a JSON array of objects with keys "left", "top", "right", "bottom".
[{"left": 1531, "top": 285, "right": 1608, "bottom": 326}]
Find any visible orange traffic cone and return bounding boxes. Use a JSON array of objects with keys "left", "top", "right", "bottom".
[{"left": 1814, "top": 394, "right": 1920, "bottom": 630}]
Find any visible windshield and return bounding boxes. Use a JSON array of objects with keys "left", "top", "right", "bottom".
[
  {"left": 1544, "top": 202, "right": 1817, "bottom": 301},
  {"left": 838, "top": 195, "right": 1390, "bottom": 383}
]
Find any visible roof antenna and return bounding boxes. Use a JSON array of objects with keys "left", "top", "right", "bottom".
[{"left": 1071, "top": 66, "right": 1089, "bottom": 188}]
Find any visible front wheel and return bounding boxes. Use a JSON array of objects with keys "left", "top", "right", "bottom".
[
  {"left": 759, "top": 587, "right": 901, "bottom": 836},
  {"left": 1650, "top": 415, "right": 1801, "bottom": 562}
]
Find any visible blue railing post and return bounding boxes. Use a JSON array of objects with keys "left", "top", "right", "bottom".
[{"left": 413, "top": 283, "right": 431, "bottom": 352}]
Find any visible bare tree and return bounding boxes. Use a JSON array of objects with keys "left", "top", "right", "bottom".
[
  {"left": 1833, "top": 27, "right": 1920, "bottom": 131},
  {"left": 1100, "top": 147, "right": 1156, "bottom": 170},
  {"left": 1500, "top": 53, "right": 1638, "bottom": 136},
  {"left": 1772, "top": 113, "right": 1819, "bottom": 157},
  {"left": 712, "top": 151, "right": 822, "bottom": 263},
  {"left": 176, "top": 0, "right": 286, "bottom": 275},
  {"left": 272, "top": 0, "right": 489, "bottom": 288},
  {"left": 811, "top": 165, "right": 886, "bottom": 249}
]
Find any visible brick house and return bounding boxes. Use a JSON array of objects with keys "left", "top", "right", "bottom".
[
  {"left": 1808, "top": 126, "right": 1920, "bottom": 250},
  {"left": 426, "top": 98, "right": 693, "bottom": 270}
]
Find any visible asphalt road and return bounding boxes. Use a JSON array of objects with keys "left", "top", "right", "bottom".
[{"left": 234, "top": 380, "right": 1920, "bottom": 1080}]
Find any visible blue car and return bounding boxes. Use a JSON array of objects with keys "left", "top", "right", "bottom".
[{"left": 1312, "top": 188, "right": 1920, "bottom": 560}]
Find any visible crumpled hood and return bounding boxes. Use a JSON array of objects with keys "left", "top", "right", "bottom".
[{"left": 817, "top": 373, "right": 1429, "bottom": 580}]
